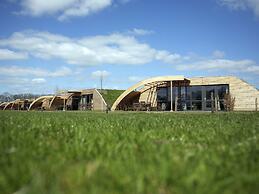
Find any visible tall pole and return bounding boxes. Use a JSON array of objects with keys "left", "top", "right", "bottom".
[
  {"left": 170, "top": 81, "right": 173, "bottom": 112},
  {"left": 100, "top": 73, "right": 103, "bottom": 93}
]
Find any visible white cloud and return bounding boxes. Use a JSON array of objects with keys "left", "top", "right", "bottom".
[
  {"left": 127, "top": 28, "right": 154, "bottom": 36},
  {"left": 218, "top": 0, "right": 259, "bottom": 17},
  {"left": 57, "top": 0, "right": 112, "bottom": 21},
  {"left": 31, "top": 78, "right": 46, "bottom": 84},
  {"left": 0, "top": 49, "right": 28, "bottom": 60},
  {"left": 0, "top": 77, "right": 30, "bottom": 85},
  {"left": 0, "top": 66, "right": 72, "bottom": 77},
  {"left": 0, "top": 30, "right": 181, "bottom": 66},
  {"left": 91, "top": 70, "right": 110, "bottom": 78},
  {"left": 128, "top": 76, "right": 145, "bottom": 82},
  {"left": 177, "top": 58, "right": 259, "bottom": 74},
  {"left": 0, "top": 77, "right": 51, "bottom": 94},
  {"left": 50, "top": 67, "right": 73, "bottom": 77},
  {"left": 15, "top": 0, "right": 132, "bottom": 21},
  {"left": 212, "top": 50, "right": 225, "bottom": 58},
  {"left": 155, "top": 50, "right": 182, "bottom": 64}
]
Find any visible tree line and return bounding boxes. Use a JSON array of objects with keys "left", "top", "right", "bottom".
[{"left": 0, "top": 92, "right": 49, "bottom": 102}]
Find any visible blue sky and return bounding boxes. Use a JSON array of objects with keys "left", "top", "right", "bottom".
[{"left": 0, "top": 0, "right": 259, "bottom": 94}]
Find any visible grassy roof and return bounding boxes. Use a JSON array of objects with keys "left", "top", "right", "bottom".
[{"left": 98, "top": 89, "right": 125, "bottom": 107}]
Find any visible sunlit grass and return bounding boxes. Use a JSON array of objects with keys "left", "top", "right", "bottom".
[{"left": 0, "top": 111, "right": 258, "bottom": 194}]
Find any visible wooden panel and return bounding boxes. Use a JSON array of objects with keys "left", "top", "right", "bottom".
[{"left": 189, "top": 76, "right": 259, "bottom": 111}]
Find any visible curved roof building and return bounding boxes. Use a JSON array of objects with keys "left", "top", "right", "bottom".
[
  {"left": 27, "top": 89, "right": 122, "bottom": 111},
  {"left": 47, "top": 89, "right": 107, "bottom": 111},
  {"left": 3, "top": 101, "right": 14, "bottom": 110},
  {"left": 0, "top": 99, "right": 33, "bottom": 110},
  {"left": 0, "top": 102, "right": 8, "bottom": 110},
  {"left": 1, "top": 76, "right": 257, "bottom": 112},
  {"left": 111, "top": 76, "right": 259, "bottom": 111},
  {"left": 29, "top": 96, "right": 54, "bottom": 111}
]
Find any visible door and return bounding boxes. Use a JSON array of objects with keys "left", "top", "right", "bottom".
[{"left": 202, "top": 86, "right": 216, "bottom": 111}]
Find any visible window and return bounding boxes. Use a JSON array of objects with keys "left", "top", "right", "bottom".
[
  {"left": 192, "top": 101, "right": 202, "bottom": 110},
  {"left": 156, "top": 84, "right": 229, "bottom": 111},
  {"left": 157, "top": 87, "right": 168, "bottom": 102},
  {"left": 217, "top": 85, "right": 229, "bottom": 100},
  {"left": 186, "top": 87, "right": 191, "bottom": 100},
  {"left": 205, "top": 86, "right": 215, "bottom": 100},
  {"left": 191, "top": 86, "right": 202, "bottom": 100}
]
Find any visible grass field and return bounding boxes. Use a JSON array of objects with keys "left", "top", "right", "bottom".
[{"left": 0, "top": 111, "right": 259, "bottom": 194}]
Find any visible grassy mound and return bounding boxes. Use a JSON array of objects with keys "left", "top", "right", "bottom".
[{"left": 99, "top": 89, "right": 124, "bottom": 108}]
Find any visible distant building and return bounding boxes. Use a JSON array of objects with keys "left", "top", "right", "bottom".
[
  {"left": 27, "top": 89, "right": 106, "bottom": 111},
  {"left": 0, "top": 99, "right": 33, "bottom": 110},
  {"left": 28, "top": 89, "right": 124, "bottom": 111}
]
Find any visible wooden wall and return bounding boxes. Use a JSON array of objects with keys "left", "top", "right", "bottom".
[
  {"left": 190, "top": 76, "right": 259, "bottom": 111},
  {"left": 139, "top": 76, "right": 259, "bottom": 111}
]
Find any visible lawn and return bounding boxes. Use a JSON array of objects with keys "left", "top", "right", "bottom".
[{"left": 0, "top": 111, "right": 259, "bottom": 194}]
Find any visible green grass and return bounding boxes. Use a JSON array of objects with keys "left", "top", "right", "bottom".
[
  {"left": 0, "top": 111, "right": 259, "bottom": 194},
  {"left": 99, "top": 89, "right": 124, "bottom": 108}
]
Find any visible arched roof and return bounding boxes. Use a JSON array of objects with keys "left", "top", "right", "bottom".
[
  {"left": 49, "top": 93, "right": 75, "bottom": 109},
  {"left": 0, "top": 102, "right": 8, "bottom": 109},
  {"left": 111, "top": 76, "right": 188, "bottom": 111},
  {"left": 10, "top": 99, "right": 21, "bottom": 110},
  {"left": 29, "top": 96, "right": 53, "bottom": 110},
  {"left": 3, "top": 101, "right": 15, "bottom": 110}
]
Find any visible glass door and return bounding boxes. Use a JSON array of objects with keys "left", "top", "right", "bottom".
[{"left": 203, "top": 86, "right": 215, "bottom": 111}]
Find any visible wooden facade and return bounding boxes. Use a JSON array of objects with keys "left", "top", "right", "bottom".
[{"left": 111, "top": 76, "right": 259, "bottom": 111}]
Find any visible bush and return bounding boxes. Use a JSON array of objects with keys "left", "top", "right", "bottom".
[{"left": 223, "top": 93, "right": 235, "bottom": 111}]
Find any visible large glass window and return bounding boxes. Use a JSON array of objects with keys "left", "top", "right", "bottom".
[
  {"left": 216, "top": 85, "right": 229, "bottom": 111},
  {"left": 186, "top": 87, "right": 191, "bottom": 100},
  {"left": 157, "top": 87, "right": 168, "bottom": 102},
  {"left": 80, "top": 94, "right": 93, "bottom": 109},
  {"left": 81, "top": 96, "right": 86, "bottom": 104},
  {"left": 217, "top": 85, "right": 229, "bottom": 100},
  {"left": 156, "top": 84, "right": 229, "bottom": 111},
  {"left": 71, "top": 96, "right": 80, "bottom": 110},
  {"left": 191, "top": 86, "right": 202, "bottom": 100},
  {"left": 192, "top": 101, "right": 202, "bottom": 110},
  {"left": 172, "top": 87, "right": 179, "bottom": 101},
  {"left": 186, "top": 101, "right": 192, "bottom": 110},
  {"left": 180, "top": 87, "right": 186, "bottom": 100},
  {"left": 205, "top": 86, "right": 215, "bottom": 100}
]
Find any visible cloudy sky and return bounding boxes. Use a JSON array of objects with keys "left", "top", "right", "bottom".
[{"left": 0, "top": 0, "right": 259, "bottom": 93}]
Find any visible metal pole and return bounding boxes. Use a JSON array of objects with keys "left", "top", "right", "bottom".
[
  {"left": 170, "top": 81, "right": 173, "bottom": 112},
  {"left": 100, "top": 73, "right": 103, "bottom": 93}
]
